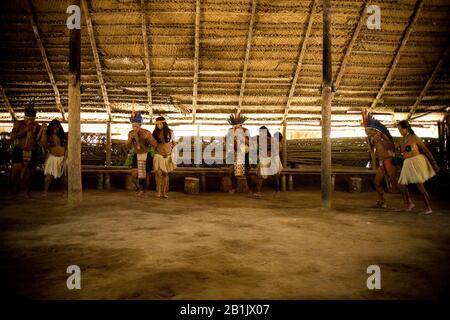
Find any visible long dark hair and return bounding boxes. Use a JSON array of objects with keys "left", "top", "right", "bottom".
[
  {"left": 46, "top": 119, "right": 66, "bottom": 146},
  {"left": 397, "top": 120, "right": 415, "bottom": 135},
  {"left": 152, "top": 116, "right": 171, "bottom": 143},
  {"left": 259, "top": 126, "right": 271, "bottom": 138}
]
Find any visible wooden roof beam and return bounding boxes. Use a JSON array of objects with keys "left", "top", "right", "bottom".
[
  {"left": 238, "top": 0, "right": 257, "bottom": 112},
  {"left": 281, "top": 0, "right": 317, "bottom": 125},
  {"left": 368, "top": 0, "right": 424, "bottom": 111},
  {"left": 0, "top": 84, "right": 16, "bottom": 120},
  {"left": 81, "top": 0, "right": 112, "bottom": 121},
  {"left": 408, "top": 43, "right": 450, "bottom": 119},
  {"left": 334, "top": 1, "right": 368, "bottom": 90},
  {"left": 25, "top": 0, "right": 65, "bottom": 121},
  {"left": 140, "top": 0, "right": 153, "bottom": 123},
  {"left": 192, "top": 0, "right": 201, "bottom": 123}
]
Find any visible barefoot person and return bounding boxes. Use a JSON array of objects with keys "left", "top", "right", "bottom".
[
  {"left": 225, "top": 110, "right": 250, "bottom": 194},
  {"left": 9, "top": 101, "right": 45, "bottom": 197},
  {"left": 253, "top": 126, "right": 283, "bottom": 198},
  {"left": 41, "top": 119, "right": 67, "bottom": 196},
  {"left": 152, "top": 116, "right": 176, "bottom": 198},
  {"left": 127, "top": 111, "right": 157, "bottom": 196},
  {"left": 362, "top": 110, "right": 399, "bottom": 208},
  {"left": 397, "top": 120, "right": 439, "bottom": 214}
]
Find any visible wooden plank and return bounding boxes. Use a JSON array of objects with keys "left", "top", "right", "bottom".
[
  {"left": 282, "top": 0, "right": 317, "bottom": 125},
  {"left": 369, "top": 0, "right": 424, "bottom": 111},
  {"left": 192, "top": 0, "right": 201, "bottom": 123},
  {"left": 68, "top": 0, "right": 82, "bottom": 206},
  {"left": 408, "top": 43, "right": 450, "bottom": 119},
  {"left": 25, "top": 0, "right": 65, "bottom": 121},
  {"left": 0, "top": 84, "right": 16, "bottom": 120},
  {"left": 81, "top": 0, "right": 112, "bottom": 121},
  {"left": 238, "top": 0, "right": 257, "bottom": 112},
  {"left": 141, "top": 0, "right": 153, "bottom": 123}
]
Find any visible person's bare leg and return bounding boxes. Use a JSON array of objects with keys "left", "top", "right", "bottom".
[
  {"left": 416, "top": 183, "right": 432, "bottom": 214},
  {"left": 155, "top": 170, "right": 162, "bottom": 197},
  {"left": 162, "top": 172, "right": 169, "bottom": 198},
  {"left": 374, "top": 168, "right": 386, "bottom": 208},
  {"left": 43, "top": 174, "right": 53, "bottom": 197},
  {"left": 254, "top": 177, "right": 263, "bottom": 198},
  {"left": 399, "top": 183, "right": 414, "bottom": 211},
  {"left": 10, "top": 163, "right": 22, "bottom": 196},
  {"left": 274, "top": 174, "right": 281, "bottom": 198},
  {"left": 24, "top": 167, "right": 34, "bottom": 198}
]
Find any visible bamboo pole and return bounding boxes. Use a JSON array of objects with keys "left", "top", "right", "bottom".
[
  {"left": 67, "top": 0, "right": 82, "bottom": 205},
  {"left": 321, "top": 0, "right": 332, "bottom": 208}
]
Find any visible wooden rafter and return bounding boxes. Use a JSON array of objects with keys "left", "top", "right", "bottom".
[
  {"left": 368, "top": 0, "right": 424, "bottom": 111},
  {"left": 334, "top": 1, "right": 368, "bottom": 89},
  {"left": 81, "top": 0, "right": 112, "bottom": 121},
  {"left": 238, "top": 0, "right": 257, "bottom": 112},
  {"left": 408, "top": 43, "right": 450, "bottom": 119},
  {"left": 192, "top": 0, "right": 201, "bottom": 123},
  {"left": 141, "top": 0, "right": 153, "bottom": 123},
  {"left": 282, "top": 0, "right": 317, "bottom": 125},
  {"left": 25, "top": 0, "right": 65, "bottom": 121},
  {"left": 0, "top": 84, "right": 16, "bottom": 120}
]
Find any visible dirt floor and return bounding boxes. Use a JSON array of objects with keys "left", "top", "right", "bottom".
[{"left": 0, "top": 188, "right": 449, "bottom": 300}]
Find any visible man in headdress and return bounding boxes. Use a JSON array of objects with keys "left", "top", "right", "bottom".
[
  {"left": 9, "top": 100, "right": 45, "bottom": 197},
  {"left": 225, "top": 110, "right": 250, "bottom": 194},
  {"left": 127, "top": 111, "right": 157, "bottom": 196},
  {"left": 362, "top": 110, "right": 399, "bottom": 208}
]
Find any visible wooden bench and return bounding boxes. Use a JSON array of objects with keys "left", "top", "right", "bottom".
[{"left": 81, "top": 164, "right": 376, "bottom": 192}]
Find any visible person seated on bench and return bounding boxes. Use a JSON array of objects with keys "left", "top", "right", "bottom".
[{"left": 127, "top": 111, "right": 157, "bottom": 196}]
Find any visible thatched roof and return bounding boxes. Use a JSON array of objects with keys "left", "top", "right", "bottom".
[{"left": 0, "top": 0, "right": 449, "bottom": 127}]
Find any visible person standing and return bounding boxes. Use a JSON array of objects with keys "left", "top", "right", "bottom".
[
  {"left": 152, "top": 116, "right": 176, "bottom": 198},
  {"left": 9, "top": 101, "right": 45, "bottom": 197},
  {"left": 41, "top": 119, "right": 67, "bottom": 197},
  {"left": 225, "top": 110, "right": 250, "bottom": 194},
  {"left": 397, "top": 120, "right": 439, "bottom": 214},
  {"left": 127, "top": 111, "right": 157, "bottom": 196},
  {"left": 362, "top": 111, "right": 399, "bottom": 209}
]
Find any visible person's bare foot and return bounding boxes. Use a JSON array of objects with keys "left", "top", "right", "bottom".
[
  {"left": 162, "top": 194, "right": 168, "bottom": 199},
  {"left": 405, "top": 202, "right": 415, "bottom": 212},
  {"left": 156, "top": 193, "right": 161, "bottom": 198},
  {"left": 41, "top": 192, "right": 48, "bottom": 198},
  {"left": 419, "top": 207, "right": 432, "bottom": 215},
  {"left": 374, "top": 201, "right": 387, "bottom": 209},
  {"left": 253, "top": 192, "right": 262, "bottom": 199},
  {"left": 137, "top": 190, "right": 144, "bottom": 197},
  {"left": 228, "top": 189, "right": 236, "bottom": 194}
]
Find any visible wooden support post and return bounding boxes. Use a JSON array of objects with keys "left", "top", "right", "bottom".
[
  {"left": 288, "top": 175, "right": 293, "bottom": 191},
  {"left": 97, "top": 173, "right": 103, "bottom": 190},
  {"left": 104, "top": 173, "right": 111, "bottom": 190},
  {"left": 281, "top": 175, "right": 286, "bottom": 192},
  {"left": 321, "top": 0, "right": 332, "bottom": 208},
  {"left": 67, "top": 0, "right": 82, "bottom": 206},
  {"left": 200, "top": 172, "right": 206, "bottom": 192},
  {"left": 105, "top": 121, "right": 111, "bottom": 166},
  {"left": 282, "top": 123, "right": 288, "bottom": 168}
]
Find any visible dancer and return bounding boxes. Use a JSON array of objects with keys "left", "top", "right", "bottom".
[
  {"left": 42, "top": 119, "right": 67, "bottom": 197},
  {"left": 152, "top": 116, "right": 176, "bottom": 198},
  {"left": 397, "top": 120, "right": 439, "bottom": 214},
  {"left": 225, "top": 110, "right": 250, "bottom": 194},
  {"left": 127, "top": 111, "right": 157, "bottom": 196},
  {"left": 362, "top": 110, "right": 399, "bottom": 208},
  {"left": 9, "top": 101, "right": 45, "bottom": 197},
  {"left": 253, "top": 126, "right": 283, "bottom": 198}
]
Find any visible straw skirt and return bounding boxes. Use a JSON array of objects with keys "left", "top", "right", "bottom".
[
  {"left": 398, "top": 154, "right": 436, "bottom": 184},
  {"left": 44, "top": 153, "right": 65, "bottom": 178},
  {"left": 153, "top": 154, "right": 176, "bottom": 173}
]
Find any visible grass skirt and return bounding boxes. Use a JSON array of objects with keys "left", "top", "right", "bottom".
[{"left": 398, "top": 154, "right": 436, "bottom": 184}]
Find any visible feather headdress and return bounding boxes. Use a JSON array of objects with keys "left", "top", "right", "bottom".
[
  {"left": 228, "top": 110, "right": 247, "bottom": 125},
  {"left": 362, "top": 110, "right": 394, "bottom": 143}
]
